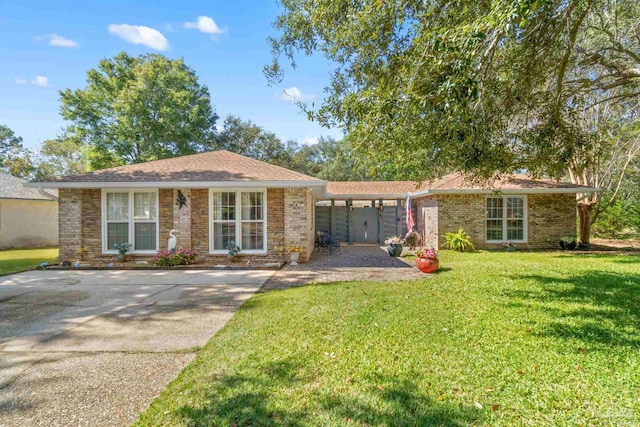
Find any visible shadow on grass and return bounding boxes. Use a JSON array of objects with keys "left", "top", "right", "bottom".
[
  {"left": 501, "top": 270, "right": 640, "bottom": 348},
  {"left": 175, "top": 358, "right": 481, "bottom": 426}
]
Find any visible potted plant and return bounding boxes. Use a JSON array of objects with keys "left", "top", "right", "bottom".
[
  {"left": 560, "top": 236, "right": 577, "bottom": 250},
  {"left": 384, "top": 236, "right": 403, "bottom": 257},
  {"left": 227, "top": 241, "right": 241, "bottom": 261},
  {"left": 502, "top": 242, "right": 516, "bottom": 252},
  {"left": 415, "top": 247, "right": 439, "bottom": 273},
  {"left": 288, "top": 245, "right": 303, "bottom": 265},
  {"left": 113, "top": 243, "right": 132, "bottom": 262}
]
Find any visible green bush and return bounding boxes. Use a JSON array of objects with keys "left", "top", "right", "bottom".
[
  {"left": 592, "top": 200, "right": 640, "bottom": 239},
  {"left": 152, "top": 249, "right": 198, "bottom": 267},
  {"left": 443, "top": 227, "right": 475, "bottom": 252}
]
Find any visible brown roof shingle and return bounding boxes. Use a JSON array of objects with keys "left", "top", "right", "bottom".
[
  {"left": 326, "top": 181, "right": 419, "bottom": 196},
  {"left": 36, "top": 150, "right": 323, "bottom": 184},
  {"left": 327, "top": 173, "right": 595, "bottom": 197}
]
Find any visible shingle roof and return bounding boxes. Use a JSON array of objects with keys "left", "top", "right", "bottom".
[
  {"left": 327, "top": 173, "right": 596, "bottom": 198},
  {"left": 34, "top": 150, "right": 323, "bottom": 185},
  {"left": 422, "top": 173, "right": 591, "bottom": 191},
  {"left": 327, "top": 181, "right": 419, "bottom": 197},
  {"left": 0, "top": 173, "right": 57, "bottom": 200}
]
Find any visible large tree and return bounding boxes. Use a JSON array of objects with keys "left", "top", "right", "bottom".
[
  {"left": 214, "top": 115, "right": 289, "bottom": 164},
  {"left": 0, "top": 124, "right": 35, "bottom": 178},
  {"left": 267, "top": 0, "right": 640, "bottom": 241},
  {"left": 61, "top": 52, "right": 218, "bottom": 168},
  {"left": 32, "top": 133, "right": 90, "bottom": 180}
]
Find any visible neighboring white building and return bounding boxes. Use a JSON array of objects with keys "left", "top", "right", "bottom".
[{"left": 0, "top": 173, "right": 58, "bottom": 249}]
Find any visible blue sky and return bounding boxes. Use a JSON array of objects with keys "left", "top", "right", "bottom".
[{"left": 0, "top": 0, "right": 341, "bottom": 150}]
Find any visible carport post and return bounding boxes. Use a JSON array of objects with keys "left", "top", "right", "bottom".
[
  {"left": 396, "top": 198, "right": 401, "bottom": 236},
  {"left": 348, "top": 199, "right": 353, "bottom": 245},
  {"left": 378, "top": 198, "right": 383, "bottom": 243},
  {"left": 330, "top": 199, "right": 336, "bottom": 237}
]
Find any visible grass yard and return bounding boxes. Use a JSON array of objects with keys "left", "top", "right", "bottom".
[
  {"left": 136, "top": 251, "right": 640, "bottom": 426},
  {"left": 0, "top": 247, "right": 58, "bottom": 276}
]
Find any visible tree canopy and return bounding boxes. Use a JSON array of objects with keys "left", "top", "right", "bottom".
[
  {"left": 267, "top": 0, "right": 640, "bottom": 180},
  {"left": 60, "top": 52, "right": 218, "bottom": 169}
]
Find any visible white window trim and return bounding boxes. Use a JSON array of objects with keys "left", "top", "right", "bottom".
[
  {"left": 209, "top": 188, "right": 268, "bottom": 255},
  {"left": 485, "top": 195, "right": 528, "bottom": 243},
  {"left": 101, "top": 189, "right": 159, "bottom": 255}
]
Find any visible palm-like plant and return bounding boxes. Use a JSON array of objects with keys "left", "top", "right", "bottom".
[{"left": 443, "top": 227, "right": 475, "bottom": 252}]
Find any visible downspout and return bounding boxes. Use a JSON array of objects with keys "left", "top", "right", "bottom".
[{"left": 38, "top": 187, "right": 58, "bottom": 201}]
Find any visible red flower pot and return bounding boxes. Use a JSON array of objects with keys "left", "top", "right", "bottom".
[{"left": 416, "top": 257, "right": 439, "bottom": 274}]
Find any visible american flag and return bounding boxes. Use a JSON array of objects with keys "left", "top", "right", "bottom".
[{"left": 406, "top": 194, "right": 415, "bottom": 232}]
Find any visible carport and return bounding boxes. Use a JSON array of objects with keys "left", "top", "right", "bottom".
[{"left": 315, "top": 181, "right": 417, "bottom": 244}]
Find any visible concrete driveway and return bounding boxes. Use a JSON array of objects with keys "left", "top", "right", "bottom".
[{"left": 0, "top": 269, "right": 274, "bottom": 427}]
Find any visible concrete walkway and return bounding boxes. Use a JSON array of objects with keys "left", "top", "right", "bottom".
[
  {"left": 262, "top": 245, "right": 427, "bottom": 291},
  {"left": 0, "top": 269, "right": 273, "bottom": 427}
]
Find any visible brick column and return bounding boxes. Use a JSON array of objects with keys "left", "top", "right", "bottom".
[
  {"left": 58, "top": 189, "right": 82, "bottom": 261},
  {"left": 172, "top": 189, "right": 192, "bottom": 250},
  {"left": 284, "top": 188, "right": 315, "bottom": 262}
]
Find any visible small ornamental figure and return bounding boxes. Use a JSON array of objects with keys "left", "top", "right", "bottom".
[{"left": 176, "top": 190, "right": 188, "bottom": 210}]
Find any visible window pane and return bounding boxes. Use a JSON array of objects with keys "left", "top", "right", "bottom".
[
  {"left": 241, "top": 192, "right": 263, "bottom": 220},
  {"left": 486, "top": 197, "right": 503, "bottom": 219},
  {"left": 486, "top": 220, "right": 503, "bottom": 241},
  {"left": 134, "top": 192, "right": 156, "bottom": 220},
  {"left": 507, "top": 220, "right": 524, "bottom": 240},
  {"left": 134, "top": 223, "right": 156, "bottom": 250},
  {"left": 107, "top": 193, "right": 129, "bottom": 221},
  {"left": 241, "top": 222, "right": 264, "bottom": 250},
  {"left": 107, "top": 223, "right": 129, "bottom": 249},
  {"left": 212, "top": 192, "right": 236, "bottom": 221},
  {"left": 507, "top": 197, "right": 524, "bottom": 219},
  {"left": 213, "top": 222, "right": 236, "bottom": 250}
]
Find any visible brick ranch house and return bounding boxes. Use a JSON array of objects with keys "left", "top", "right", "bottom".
[{"left": 28, "top": 150, "right": 597, "bottom": 264}]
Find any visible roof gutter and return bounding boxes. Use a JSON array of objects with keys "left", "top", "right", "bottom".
[
  {"left": 25, "top": 180, "right": 327, "bottom": 190},
  {"left": 409, "top": 187, "right": 600, "bottom": 197},
  {"left": 37, "top": 187, "right": 58, "bottom": 201},
  {"left": 324, "top": 193, "right": 409, "bottom": 199}
]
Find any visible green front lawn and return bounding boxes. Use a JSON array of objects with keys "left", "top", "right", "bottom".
[
  {"left": 136, "top": 251, "right": 640, "bottom": 426},
  {"left": 0, "top": 247, "right": 58, "bottom": 276}
]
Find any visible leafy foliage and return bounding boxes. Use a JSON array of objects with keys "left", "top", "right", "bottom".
[
  {"left": 267, "top": 0, "right": 640, "bottom": 181},
  {"left": 443, "top": 227, "right": 475, "bottom": 252},
  {"left": 0, "top": 124, "right": 35, "bottom": 178},
  {"left": 60, "top": 52, "right": 218, "bottom": 168}
]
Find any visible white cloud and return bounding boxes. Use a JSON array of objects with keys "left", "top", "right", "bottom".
[
  {"left": 302, "top": 137, "right": 319, "bottom": 145},
  {"left": 108, "top": 24, "right": 169, "bottom": 51},
  {"left": 31, "top": 76, "right": 49, "bottom": 87},
  {"left": 48, "top": 34, "right": 79, "bottom": 48},
  {"left": 15, "top": 76, "right": 49, "bottom": 87},
  {"left": 183, "top": 16, "right": 226, "bottom": 34},
  {"left": 282, "top": 86, "right": 315, "bottom": 103}
]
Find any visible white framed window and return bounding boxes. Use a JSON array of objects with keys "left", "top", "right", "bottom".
[
  {"left": 485, "top": 195, "right": 527, "bottom": 243},
  {"left": 209, "top": 189, "right": 267, "bottom": 254},
  {"left": 102, "top": 189, "right": 159, "bottom": 253}
]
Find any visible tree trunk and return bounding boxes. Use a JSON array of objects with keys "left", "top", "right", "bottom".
[{"left": 577, "top": 202, "right": 594, "bottom": 243}]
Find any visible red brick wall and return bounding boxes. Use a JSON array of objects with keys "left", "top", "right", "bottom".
[
  {"left": 159, "top": 189, "right": 173, "bottom": 252},
  {"left": 412, "top": 193, "right": 577, "bottom": 250},
  {"left": 81, "top": 189, "right": 101, "bottom": 259},
  {"left": 57, "top": 187, "right": 296, "bottom": 263}
]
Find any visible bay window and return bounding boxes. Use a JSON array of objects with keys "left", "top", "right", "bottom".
[
  {"left": 485, "top": 196, "right": 527, "bottom": 242},
  {"left": 210, "top": 189, "right": 266, "bottom": 254},
  {"left": 103, "top": 190, "right": 158, "bottom": 253}
]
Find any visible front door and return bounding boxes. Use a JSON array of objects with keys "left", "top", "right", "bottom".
[{"left": 352, "top": 207, "right": 379, "bottom": 243}]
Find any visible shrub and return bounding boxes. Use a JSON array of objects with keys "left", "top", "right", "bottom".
[
  {"left": 152, "top": 249, "right": 198, "bottom": 267},
  {"left": 443, "top": 227, "right": 475, "bottom": 252}
]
